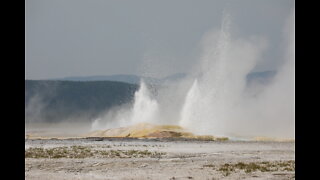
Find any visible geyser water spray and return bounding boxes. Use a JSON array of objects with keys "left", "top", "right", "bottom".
[
  {"left": 179, "top": 12, "right": 265, "bottom": 136},
  {"left": 91, "top": 9, "right": 294, "bottom": 139},
  {"left": 130, "top": 80, "right": 159, "bottom": 125},
  {"left": 91, "top": 80, "right": 159, "bottom": 130}
]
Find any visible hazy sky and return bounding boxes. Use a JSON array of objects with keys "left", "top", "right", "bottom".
[{"left": 26, "top": 0, "right": 294, "bottom": 79}]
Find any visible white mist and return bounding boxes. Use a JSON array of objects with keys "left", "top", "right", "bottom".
[
  {"left": 91, "top": 9, "right": 294, "bottom": 139},
  {"left": 130, "top": 80, "right": 159, "bottom": 125},
  {"left": 179, "top": 13, "right": 266, "bottom": 137}
]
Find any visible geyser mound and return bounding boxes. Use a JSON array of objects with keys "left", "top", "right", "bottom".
[{"left": 86, "top": 123, "right": 227, "bottom": 141}]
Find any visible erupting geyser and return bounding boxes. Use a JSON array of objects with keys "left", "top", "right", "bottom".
[
  {"left": 180, "top": 79, "right": 200, "bottom": 130},
  {"left": 130, "top": 80, "right": 159, "bottom": 125},
  {"left": 180, "top": 10, "right": 294, "bottom": 139},
  {"left": 91, "top": 10, "right": 294, "bottom": 140},
  {"left": 179, "top": 12, "right": 264, "bottom": 137},
  {"left": 91, "top": 80, "right": 160, "bottom": 130}
]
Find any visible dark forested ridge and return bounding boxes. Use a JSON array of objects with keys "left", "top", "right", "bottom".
[
  {"left": 51, "top": 71, "right": 275, "bottom": 85},
  {"left": 25, "top": 80, "right": 138, "bottom": 123},
  {"left": 50, "top": 73, "right": 187, "bottom": 84}
]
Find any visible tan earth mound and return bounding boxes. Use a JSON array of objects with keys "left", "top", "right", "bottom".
[
  {"left": 253, "top": 136, "right": 295, "bottom": 142},
  {"left": 85, "top": 123, "right": 227, "bottom": 141}
]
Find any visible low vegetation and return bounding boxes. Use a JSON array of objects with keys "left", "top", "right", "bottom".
[
  {"left": 203, "top": 160, "right": 295, "bottom": 176},
  {"left": 25, "top": 146, "right": 166, "bottom": 159}
]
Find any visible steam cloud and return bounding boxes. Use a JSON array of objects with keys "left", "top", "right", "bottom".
[{"left": 92, "top": 9, "right": 294, "bottom": 139}]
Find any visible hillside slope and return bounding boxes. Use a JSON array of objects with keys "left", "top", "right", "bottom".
[{"left": 25, "top": 80, "right": 138, "bottom": 123}]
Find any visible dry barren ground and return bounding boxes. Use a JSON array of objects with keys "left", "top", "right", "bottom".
[{"left": 25, "top": 139, "right": 294, "bottom": 180}]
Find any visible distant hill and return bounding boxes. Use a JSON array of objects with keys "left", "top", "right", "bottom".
[
  {"left": 53, "top": 74, "right": 143, "bottom": 84},
  {"left": 246, "top": 71, "right": 276, "bottom": 85},
  {"left": 51, "top": 73, "right": 188, "bottom": 84},
  {"left": 25, "top": 80, "right": 138, "bottom": 123},
  {"left": 51, "top": 71, "right": 275, "bottom": 85}
]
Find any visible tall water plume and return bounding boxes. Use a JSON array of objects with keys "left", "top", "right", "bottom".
[
  {"left": 91, "top": 80, "right": 159, "bottom": 130},
  {"left": 130, "top": 80, "right": 159, "bottom": 125},
  {"left": 179, "top": 12, "right": 266, "bottom": 136},
  {"left": 178, "top": 8, "right": 294, "bottom": 138}
]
